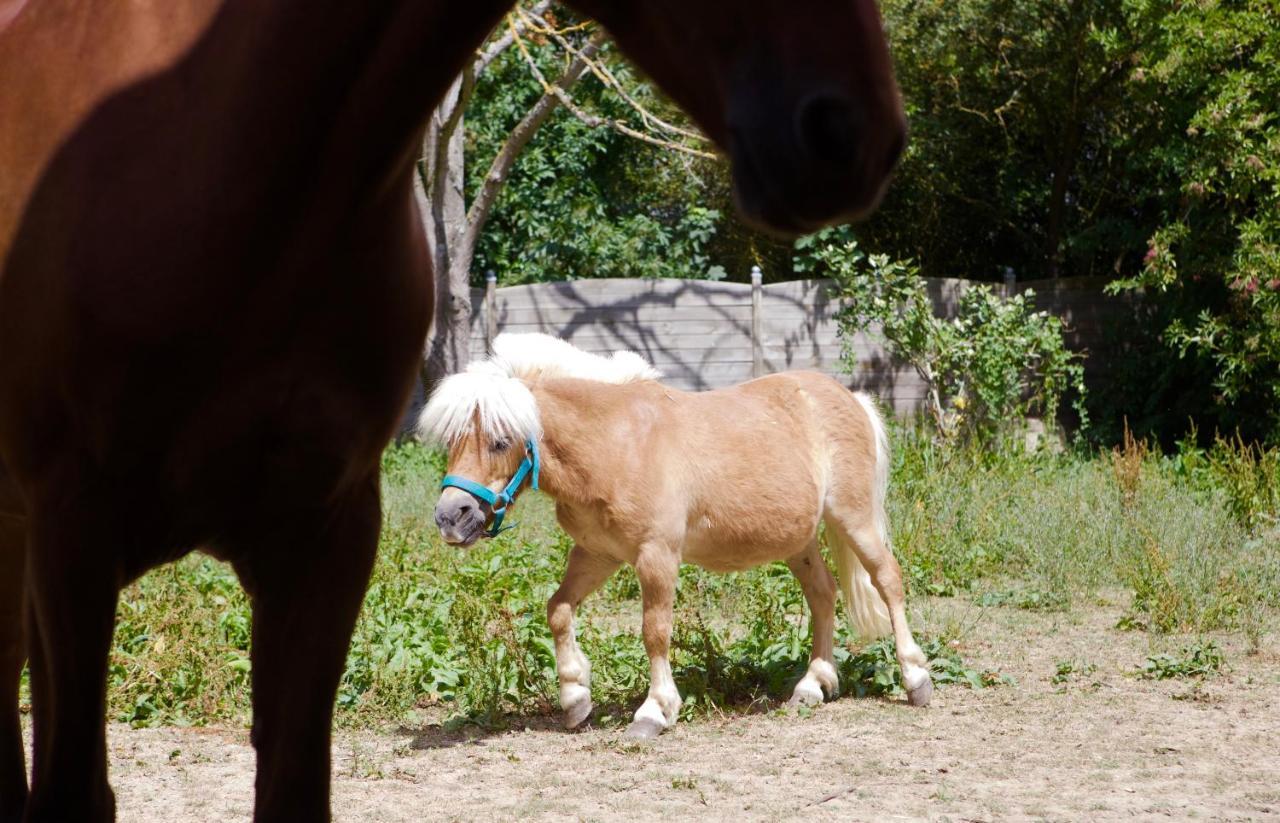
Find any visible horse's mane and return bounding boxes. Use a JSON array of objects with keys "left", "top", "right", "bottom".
[
  {"left": 489, "top": 332, "right": 661, "bottom": 385},
  {"left": 416, "top": 333, "right": 660, "bottom": 445}
]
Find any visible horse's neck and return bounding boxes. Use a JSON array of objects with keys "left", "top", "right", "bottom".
[
  {"left": 0, "top": 0, "right": 511, "bottom": 262},
  {"left": 207, "top": 0, "right": 512, "bottom": 192},
  {"left": 531, "top": 381, "right": 611, "bottom": 506}
]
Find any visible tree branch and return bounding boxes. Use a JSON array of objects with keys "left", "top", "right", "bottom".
[
  {"left": 472, "top": 0, "right": 552, "bottom": 76},
  {"left": 528, "top": 11, "right": 710, "bottom": 146},
  {"left": 510, "top": 25, "right": 718, "bottom": 160},
  {"left": 425, "top": 65, "right": 475, "bottom": 199},
  {"left": 462, "top": 32, "right": 604, "bottom": 258}
]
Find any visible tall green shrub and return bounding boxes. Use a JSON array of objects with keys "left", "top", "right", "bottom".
[{"left": 799, "top": 231, "right": 1085, "bottom": 443}]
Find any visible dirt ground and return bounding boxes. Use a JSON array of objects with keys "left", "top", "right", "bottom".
[{"left": 23, "top": 598, "right": 1280, "bottom": 821}]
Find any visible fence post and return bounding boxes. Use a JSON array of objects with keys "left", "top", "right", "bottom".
[
  {"left": 751, "top": 265, "right": 763, "bottom": 378},
  {"left": 485, "top": 270, "right": 497, "bottom": 355}
]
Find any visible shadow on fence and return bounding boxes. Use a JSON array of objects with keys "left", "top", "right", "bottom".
[{"left": 370, "top": 275, "right": 1133, "bottom": 429}]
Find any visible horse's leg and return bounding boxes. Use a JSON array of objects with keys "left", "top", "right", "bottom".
[
  {"left": 547, "top": 545, "right": 620, "bottom": 730},
  {"left": 827, "top": 516, "right": 932, "bottom": 707},
  {"left": 624, "top": 544, "right": 681, "bottom": 740},
  {"left": 236, "top": 480, "right": 379, "bottom": 823},
  {"left": 0, "top": 503, "right": 27, "bottom": 823},
  {"left": 785, "top": 539, "right": 839, "bottom": 708},
  {"left": 23, "top": 497, "right": 120, "bottom": 821}
]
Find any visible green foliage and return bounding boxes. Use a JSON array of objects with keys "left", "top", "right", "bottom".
[
  {"left": 865, "top": 0, "right": 1159, "bottom": 283},
  {"left": 1168, "top": 429, "right": 1280, "bottom": 532},
  {"left": 1107, "top": 1, "right": 1280, "bottom": 438},
  {"left": 801, "top": 231, "right": 1085, "bottom": 443},
  {"left": 104, "top": 441, "right": 1003, "bottom": 729},
  {"left": 844, "top": 0, "right": 1280, "bottom": 441},
  {"left": 466, "top": 36, "right": 721, "bottom": 285},
  {"left": 1136, "top": 640, "right": 1224, "bottom": 681},
  {"left": 888, "top": 425, "right": 1279, "bottom": 640},
  {"left": 451, "top": 0, "right": 1280, "bottom": 439},
  {"left": 1050, "top": 659, "right": 1098, "bottom": 688},
  {"left": 975, "top": 587, "right": 1069, "bottom": 612},
  {"left": 108, "top": 557, "right": 253, "bottom": 727},
  {"left": 98, "top": 434, "right": 1279, "bottom": 730}
]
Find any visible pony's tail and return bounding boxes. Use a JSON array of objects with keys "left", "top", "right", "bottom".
[{"left": 830, "top": 392, "right": 894, "bottom": 640}]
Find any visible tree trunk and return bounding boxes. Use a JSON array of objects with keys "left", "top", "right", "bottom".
[
  {"left": 420, "top": 72, "right": 474, "bottom": 393},
  {"left": 1045, "top": 6, "right": 1086, "bottom": 280},
  {"left": 418, "top": 35, "right": 603, "bottom": 393},
  {"left": 1044, "top": 114, "right": 1080, "bottom": 280}
]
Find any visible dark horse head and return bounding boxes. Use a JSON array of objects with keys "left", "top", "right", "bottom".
[
  {"left": 0, "top": 0, "right": 906, "bottom": 819},
  {"left": 571, "top": 0, "right": 906, "bottom": 234}
]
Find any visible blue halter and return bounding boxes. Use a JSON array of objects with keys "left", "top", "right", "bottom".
[{"left": 440, "top": 439, "right": 541, "bottom": 537}]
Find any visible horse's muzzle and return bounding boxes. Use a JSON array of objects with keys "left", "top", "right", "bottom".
[
  {"left": 434, "top": 493, "right": 487, "bottom": 546},
  {"left": 727, "top": 78, "right": 907, "bottom": 235}
]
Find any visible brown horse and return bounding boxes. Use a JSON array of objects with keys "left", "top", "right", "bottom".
[
  {"left": 421, "top": 334, "right": 932, "bottom": 739},
  {"left": 0, "top": 1, "right": 904, "bottom": 820}
]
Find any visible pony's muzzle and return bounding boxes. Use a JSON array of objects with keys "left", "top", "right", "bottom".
[{"left": 434, "top": 489, "right": 488, "bottom": 546}]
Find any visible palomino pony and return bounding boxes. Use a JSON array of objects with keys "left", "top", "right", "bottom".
[
  {"left": 421, "top": 334, "right": 932, "bottom": 739},
  {"left": 0, "top": 1, "right": 905, "bottom": 819}
]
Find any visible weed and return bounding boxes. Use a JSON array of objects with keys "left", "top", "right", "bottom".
[
  {"left": 1111, "top": 425, "right": 1149, "bottom": 511},
  {"left": 98, "top": 434, "right": 1275, "bottom": 730},
  {"left": 1206, "top": 433, "right": 1280, "bottom": 531},
  {"left": 1051, "top": 659, "right": 1098, "bottom": 688},
  {"left": 977, "top": 588, "right": 1069, "bottom": 612},
  {"left": 1136, "top": 640, "right": 1224, "bottom": 680}
]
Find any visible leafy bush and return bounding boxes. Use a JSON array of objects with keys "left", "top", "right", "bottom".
[
  {"left": 1136, "top": 641, "right": 1224, "bottom": 681},
  {"left": 798, "top": 231, "right": 1086, "bottom": 444},
  {"left": 1105, "top": 0, "right": 1280, "bottom": 440}
]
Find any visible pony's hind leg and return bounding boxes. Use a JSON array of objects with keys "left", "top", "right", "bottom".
[
  {"left": 785, "top": 540, "right": 839, "bottom": 708},
  {"left": 827, "top": 515, "right": 933, "bottom": 707},
  {"left": 624, "top": 544, "right": 681, "bottom": 740},
  {"left": 547, "top": 545, "right": 620, "bottom": 729}
]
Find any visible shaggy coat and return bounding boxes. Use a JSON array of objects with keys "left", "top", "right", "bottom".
[{"left": 423, "top": 334, "right": 932, "bottom": 738}]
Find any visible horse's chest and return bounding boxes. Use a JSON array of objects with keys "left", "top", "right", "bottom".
[{"left": 554, "top": 503, "right": 642, "bottom": 561}]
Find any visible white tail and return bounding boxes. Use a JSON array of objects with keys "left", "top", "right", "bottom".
[{"left": 830, "top": 392, "right": 894, "bottom": 639}]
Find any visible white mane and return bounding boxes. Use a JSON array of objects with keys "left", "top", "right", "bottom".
[
  {"left": 416, "top": 333, "right": 660, "bottom": 445},
  {"left": 490, "top": 332, "right": 661, "bottom": 384}
]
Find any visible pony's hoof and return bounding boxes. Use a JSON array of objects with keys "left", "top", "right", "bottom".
[
  {"left": 907, "top": 677, "right": 934, "bottom": 707},
  {"left": 563, "top": 698, "right": 594, "bottom": 730},
  {"left": 622, "top": 717, "right": 665, "bottom": 740},
  {"left": 787, "top": 681, "right": 825, "bottom": 708}
]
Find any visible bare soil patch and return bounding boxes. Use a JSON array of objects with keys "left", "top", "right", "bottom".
[{"left": 25, "top": 598, "right": 1280, "bottom": 821}]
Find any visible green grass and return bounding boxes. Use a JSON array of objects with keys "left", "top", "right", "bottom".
[
  {"left": 78, "top": 425, "right": 1279, "bottom": 730},
  {"left": 890, "top": 427, "right": 1280, "bottom": 643}
]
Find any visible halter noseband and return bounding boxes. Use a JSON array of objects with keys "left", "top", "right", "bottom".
[{"left": 439, "top": 439, "right": 541, "bottom": 537}]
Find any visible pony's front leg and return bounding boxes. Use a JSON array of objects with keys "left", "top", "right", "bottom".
[
  {"left": 785, "top": 541, "right": 839, "bottom": 708},
  {"left": 625, "top": 546, "right": 681, "bottom": 740},
  {"left": 547, "top": 545, "right": 620, "bottom": 729}
]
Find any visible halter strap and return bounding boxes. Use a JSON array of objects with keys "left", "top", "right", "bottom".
[{"left": 440, "top": 439, "right": 540, "bottom": 537}]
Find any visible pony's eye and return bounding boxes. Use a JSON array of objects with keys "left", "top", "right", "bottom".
[{"left": 490, "top": 438, "right": 511, "bottom": 453}]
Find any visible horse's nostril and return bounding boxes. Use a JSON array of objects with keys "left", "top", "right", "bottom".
[
  {"left": 457, "top": 502, "right": 473, "bottom": 517},
  {"left": 796, "top": 94, "right": 865, "bottom": 165},
  {"left": 434, "top": 510, "right": 453, "bottom": 529}
]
